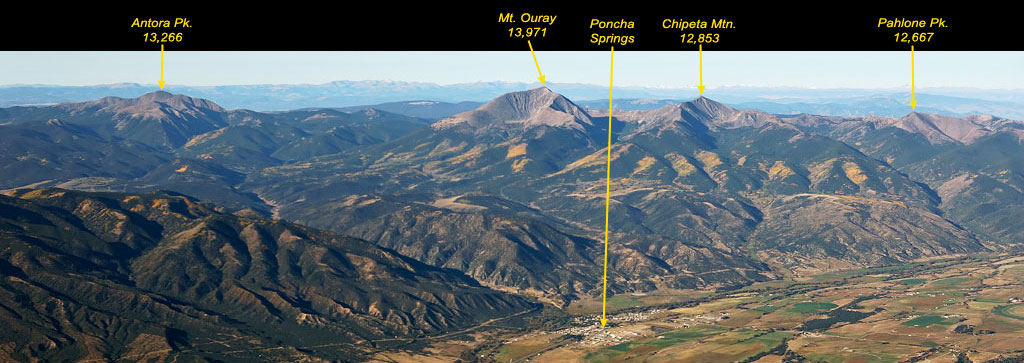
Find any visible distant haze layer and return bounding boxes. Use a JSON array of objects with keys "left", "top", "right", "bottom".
[{"left": 2, "top": 81, "right": 1024, "bottom": 119}]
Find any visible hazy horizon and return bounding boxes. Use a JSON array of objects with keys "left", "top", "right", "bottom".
[
  {"left": 3, "top": 80, "right": 1024, "bottom": 93},
  {"left": 2, "top": 51, "right": 1022, "bottom": 89}
]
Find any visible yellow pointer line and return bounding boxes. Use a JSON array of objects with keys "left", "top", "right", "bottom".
[
  {"left": 911, "top": 45, "right": 916, "bottom": 108},
  {"left": 602, "top": 46, "right": 614, "bottom": 327},
  {"left": 159, "top": 44, "right": 165, "bottom": 89},
  {"left": 528, "top": 40, "right": 545, "bottom": 84}
]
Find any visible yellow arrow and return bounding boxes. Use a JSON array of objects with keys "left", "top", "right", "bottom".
[
  {"left": 158, "top": 44, "right": 166, "bottom": 90},
  {"left": 601, "top": 46, "right": 613, "bottom": 328},
  {"left": 698, "top": 44, "right": 705, "bottom": 95},
  {"left": 910, "top": 45, "right": 917, "bottom": 110},
  {"left": 528, "top": 40, "right": 546, "bottom": 85}
]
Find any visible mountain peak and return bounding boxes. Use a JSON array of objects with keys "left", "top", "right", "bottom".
[
  {"left": 138, "top": 90, "right": 175, "bottom": 101},
  {"left": 45, "top": 92, "right": 230, "bottom": 148},
  {"left": 887, "top": 112, "right": 993, "bottom": 144},
  {"left": 682, "top": 96, "right": 734, "bottom": 118},
  {"left": 642, "top": 96, "right": 738, "bottom": 126},
  {"left": 432, "top": 87, "right": 593, "bottom": 131},
  {"left": 626, "top": 96, "right": 781, "bottom": 133},
  {"left": 81, "top": 91, "right": 225, "bottom": 115},
  {"left": 523, "top": 86, "right": 555, "bottom": 95},
  {"left": 495, "top": 86, "right": 557, "bottom": 104},
  {"left": 141, "top": 91, "right": 224, "bottom": 111}
]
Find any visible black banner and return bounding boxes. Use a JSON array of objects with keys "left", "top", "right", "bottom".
[{"left": 0, "top": 6, "right": 1013, "bottom": 51}]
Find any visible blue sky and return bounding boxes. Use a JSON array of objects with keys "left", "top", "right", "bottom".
[{"left": 2, "top": 51, "right": 1022, "bottom": 89}]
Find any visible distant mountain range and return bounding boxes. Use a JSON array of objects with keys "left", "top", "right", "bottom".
[
  {"left": 3, "top": 81, "right": 1024, "bottom": 119},
  {"left": 3, "top": 88, "right": 1024, "bottom": 360},
  {"left": 578, "top": 93, "right": 1024, "bottom": 120}
]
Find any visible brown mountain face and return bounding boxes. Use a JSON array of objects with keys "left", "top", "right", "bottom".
[
  {"left": 80, "top": 91, "right": 226, "bottom": 118},
  {"left": 320, "top": 88, "right": 609, "bottom": 184},
  {"left": 432, "top": 87, "right": 595, "bottom": 132},
  {"left": 0, "top": 91, "right": 230, "bottom": 150},
  {"left": 0, "top": 188, "right": 536, "bottom": 361},
  {"left": 0, "top": 91, "right": 433, "bottom": 213},
  {"left": 827, "top": 111, "right": 1023, "bottom": 146},
  {"left": 882, "top": 112, "right": 996, "bottom": 144},
  {"left": 276, "top": 194, "right": 771, "bottom": 305},
  {"left": 753, "top": 193, "right": 984, "bottom": 271},
  {"left": 601, "top": 97, "right": 779, "bottom": 136},
  {"left": 250, "top": 91, "right": 991, "bottom": 296},
  {"left": 53, "top": 91, "right": 229, "bottom": 148},
  {"left": 812, "top": 111, "right": 1024, "bottom": 246}
]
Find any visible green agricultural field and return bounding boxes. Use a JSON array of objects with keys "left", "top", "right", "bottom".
[
  {"left": 931, "top": 277, "right": 971, "bottom": 288},
  {"left": 495, "top": 339, "right": 561, "bottom": 362},
  {"left": 669, "top": 329, "right": 793, "bottom": 362},
  {"left": 647, "top": 327, "right": 728, "bottom": 348},
  {"left": 975, "top": 298, "right": 1009, "bottom": 303},
  {"left": 583, "top": 326, "right": 726, "bottom": 362},
  {"left": 901, "top": 314, "right": 959, "bottom": 327},
  {"left": 786, "top": 302, "right": 838, "bottom": 314},
  {"left": 993, "top": 304, "right": 1024, "bottom": 321},
  {"left": 804, "top": 351, "right": 902, "bottom": 363},
  {"left": 605, "top": 295, "right": 643, "bottom": 310}
]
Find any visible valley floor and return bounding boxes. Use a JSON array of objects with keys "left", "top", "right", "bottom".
[{"left": 373, "top": 253, "right": 1024, "bottom": 363}]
